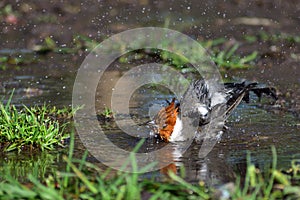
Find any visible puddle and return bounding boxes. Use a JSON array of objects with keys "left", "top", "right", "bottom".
[
  {"left": 94, "top": 83, "right": 299, "bottom": 185},
  {"left": 0, "top": 0, "right": 299, "bottom": 185},
  {"left": 0, "top": 53, "right": 78, "bottom": 106}
]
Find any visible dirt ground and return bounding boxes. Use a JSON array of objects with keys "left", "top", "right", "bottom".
[{"left": 0, "top": 0, "right": 299, "bottom": 116}]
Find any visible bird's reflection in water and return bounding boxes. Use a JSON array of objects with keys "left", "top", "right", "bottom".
[{"left": 141, "top": 138, "right": 236, "bottom": 186}]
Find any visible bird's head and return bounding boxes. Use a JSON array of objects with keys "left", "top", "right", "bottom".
[{"left": 185, "top": 103, "right": 211, "bottom": 126}]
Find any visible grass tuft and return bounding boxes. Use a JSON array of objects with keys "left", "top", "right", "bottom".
[
  {"left": 0, "top": 92, "right": 76, "bottom": 152},
  {"left": 232, "top": 146, "right": 300, "bottom": 199}
]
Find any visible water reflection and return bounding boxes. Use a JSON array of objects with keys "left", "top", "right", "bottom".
[{"left": 0, "top": 149, "right": 67, "bottom": 182}]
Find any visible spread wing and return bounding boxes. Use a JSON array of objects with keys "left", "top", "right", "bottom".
[{"left": 224, "top": 82, "right": 277, "bottom": 118}]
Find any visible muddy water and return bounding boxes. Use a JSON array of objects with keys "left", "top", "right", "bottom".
[
  {"left": 0, "top": 53, "right": 78, "bottom": 106},
  {"left": 95, "top": 79, "right": 299, "bottom": 185},
  {"left": 0, "top": 0, "right": 299, "bottom": 184}
]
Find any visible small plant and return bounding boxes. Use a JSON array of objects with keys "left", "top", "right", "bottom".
[
  {"left": 0, "top": 52, "right": 39, "bottom": 71},
  {"left": 243, "top": 31, "right": 300, "bottom": 44},
  {"left": 0, "top": 92, "right": 76, "bottom": 152},
  {"left": 232, "top": 146, "right": 300, "bottom": 199},
  {"left": 211, "top": 44, "right": 258, "bottom": 69},
  {"left": 72, "top": 34, "right": 100, "bottom": 51},
  {"left": 32, "top": 34, "right": 101, "bottom": 54},
  {"left": 32, "top": 36, "right": 58, "bottom": 54},
  {"left": 100, "top": 107, "right": 114, "bottom": 120}
]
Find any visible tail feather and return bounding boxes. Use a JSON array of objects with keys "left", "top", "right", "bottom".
[{"left": 224, "top": 81, "right": 277, "bottom": 117}]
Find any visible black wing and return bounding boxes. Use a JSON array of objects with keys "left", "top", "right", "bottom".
[{"left": 224, "top": 81, "right": 277, "bottom": 117}]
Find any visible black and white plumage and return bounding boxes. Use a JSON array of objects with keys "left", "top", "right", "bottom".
[{"left": 151, "top": 79, "right": 277, "bottom": 142}]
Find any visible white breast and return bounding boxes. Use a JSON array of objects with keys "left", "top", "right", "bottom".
[{"left": 169, "top": 117, "right": 184, "bottom": 142}]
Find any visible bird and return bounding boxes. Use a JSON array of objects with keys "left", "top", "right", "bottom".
[{"left": 149, "top": 79, "right": 277, "bottom": 142}]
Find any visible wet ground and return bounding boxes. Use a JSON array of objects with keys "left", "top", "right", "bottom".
[{"left": 0, "top": 0, "right": 299, "bottom": 185}]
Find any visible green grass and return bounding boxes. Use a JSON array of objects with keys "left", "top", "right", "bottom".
[
  {"left": 100, "top": 107, "right": 114, "bottom": 119},
  {"left": 244, "top": 31, "right": 300, "bottom": 44},
  {"left": 0, "top": 151, "right": 59, "bottom": 182},
  {"left": 0, "top": 135, "right": 211, "bottom": 200},
  {"left": 0, "top": 92, "right": 77, "bottom": 152},
  {"left": 233, "top": 147, "right": 300, "bottom": 199},
  {"left": 0, "top": 133, "right": 299, "bottom": 199},
  {"left": 29, "top": 34, "right": 258, "bottom": 71},
  {"left": 210, "top": 43, "right": 258, "bottom": 69},
  {"left": 0, "top": 54, "right": 38, "bottom": 71},
  {"left": 116, "top": 37, "right": 258, "bottom": 72},
  {"left": 32, "top": 34, "right": 100, "bottom": 54},
  {"left": 2, "top": 30, "right": 299, "bottom": 71},
  {"left": 5, "top": 31, "right": 298, "bottom": 71}
]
